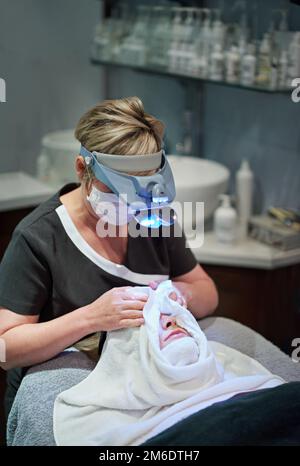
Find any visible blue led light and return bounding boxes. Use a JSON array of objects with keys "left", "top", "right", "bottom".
[
  {"left": 138, "top": 215, "right": 163, "bottom": 228},
  {"left": 134, "top": 207, "right": 176, "bottom": 229}
]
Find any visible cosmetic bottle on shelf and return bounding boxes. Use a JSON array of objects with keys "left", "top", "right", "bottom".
[{"left": 241, "top": 43, "right": 257, "bottom": 86}]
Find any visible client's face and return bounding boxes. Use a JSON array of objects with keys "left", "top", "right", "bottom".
[{"left": 159, "top": 313, "right": 191, "bottom": 349}]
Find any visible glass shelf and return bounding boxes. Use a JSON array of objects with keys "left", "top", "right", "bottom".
[{"left": 91, "top": 55, "right": 291, "bottom": 94}]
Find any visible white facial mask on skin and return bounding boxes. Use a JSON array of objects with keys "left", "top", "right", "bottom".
[
  {"left": 87, "top": 185, "right": 134, "bottom": 226},
  {"left": 161, "top": 335, "right": 200, "bottom": 367}
]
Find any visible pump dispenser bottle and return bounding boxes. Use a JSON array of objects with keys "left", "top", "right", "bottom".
[
  {"left": 214, "top": 194, "right": 237, "bottom": 244},
  {"left": 236, "top": 159, "right": 254, "bottom": 240},
  {"left": 241, "top": 43, "right": 257, "bottom": 86}
]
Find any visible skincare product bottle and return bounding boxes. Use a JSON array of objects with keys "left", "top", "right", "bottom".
[
  {"left": 202, "top": 9, "right": 212, "bottom": 67},
  {"left": 237, "top": 4, "right": 248, "bottom": 61},
  {"left": 236, "top": 159, "right": 254, "bottom": 240},
  {"left": 270, "top": 53, "right": 278, "bottom": 90},
  {"left": 226, "top": 45, "right": 240, "bottom": 83},
  {"left": 278, "top": 50, "right": 288, "bottom": 88},
  {"left": 212, "top": 9, "right": 225, "bottom": 49},
  {"left": 180, "top": 8, "right": 195, "bottom": 72},
  {"left": 210, "top": 43, "right": 224, "bottom": 81},
  {"left": 241, "top": 43, "right": 257, "bottom": 86},
  {"left": 288, "top": 32, "right": 300, "bottom": 81},
  {"left": 278, "top": 9, "right": 288, "bottom": 33},
  {"left": 168, "top": 7, "right": 183, "bottom": 71},
  {"left": 214, "top": 194, "right": 237, "bottom": 245},
  {"left": 175, "top": 109, "right": 193, "bottom": 156},
  {"left": 256, "top": 33, "right": 272, "bottom": 86},
  {"left": 191, "top": 53, "right": 208, "bottom": 77},
  {"left": 36, "top": 151, "right": 50, "bottom": 183}
]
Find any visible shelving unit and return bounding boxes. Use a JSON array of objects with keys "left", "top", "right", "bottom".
[
  {"left": 91, "top": 56, "right": 291, "bottom": 94},
  {"left": 91, "top": 0, "right": 293, "bottom": 154},
  {"left": 92, "top": 0, "right": 292, "bottom": 95}
]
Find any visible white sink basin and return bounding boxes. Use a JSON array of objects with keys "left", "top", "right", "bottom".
[{"left": 167, "top": 155, "right": 230, "bottom": 221}]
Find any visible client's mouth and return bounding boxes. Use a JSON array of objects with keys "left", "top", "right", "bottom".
[{"left": 164, "top": 328, "right": 188, "bottom": 342}]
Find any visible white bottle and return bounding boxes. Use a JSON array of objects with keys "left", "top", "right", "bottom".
[
  {"left": 278, "top": 50, "right": 288, "bottom": 88},
  {"left": 288, "top": 32, "right": 300, "bottom": 80},
  {"left": 210, "top": 43, "right": 224, "bottom": 81},
  {"left": 256, "top": 33, "right": 272, "bottom": 86},
  {"left": 168, "top": 8, "right": 182, "bottom": 71},
  {"left": 241, "top": 43, "right": 256, "bottom": 86},
  {"left": 270, "top": 53, "right": 278, "bottom": 90},
  {"left": 226, "top": 45, "right": 240, "bottom": 83},
  {"left": 236, "top": 160, "right": 253, "bottom": 240},
  {"left": 202, "top": 10, "right": 212, "bottom": 64},
  {"left": 214, "top": 194, "right": 237, "bottom": 245},
  {"left": 211, "top": 9, "right": 225, "bottom": 49},
  {"left": 36, "top": 151, "right": 50, "bottom": 183},
  {"left": 191, "top": 53, "right": 208, "bottom": 78}
]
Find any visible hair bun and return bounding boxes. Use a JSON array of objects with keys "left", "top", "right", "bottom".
[
  {"left": 126, "top": 96, "right": 145, "bottom": 118},
  {"left": 75, "top": 96, "right": 165, "bottom": 158}
]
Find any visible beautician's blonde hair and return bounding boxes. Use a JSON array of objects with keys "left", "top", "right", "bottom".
[{"left": 75, "top": 96, "right": 165, "bottom": 186}]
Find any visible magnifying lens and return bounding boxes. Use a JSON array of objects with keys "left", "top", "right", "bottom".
[{"left": 134, "top": 206, "right": 177, "bottom": 228}]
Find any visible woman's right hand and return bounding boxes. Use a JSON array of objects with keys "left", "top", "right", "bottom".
[{"left": 86, "top": 286, "right": 148, "bottom": 332}]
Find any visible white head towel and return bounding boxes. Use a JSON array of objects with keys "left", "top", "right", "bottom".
[{"left": 53, "top": 281, "right": 283, "bottom": 446}]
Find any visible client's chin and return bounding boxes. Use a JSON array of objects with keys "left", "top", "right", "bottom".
[{"left": 161, "top": 335, "right": 200, "bottom": 367}]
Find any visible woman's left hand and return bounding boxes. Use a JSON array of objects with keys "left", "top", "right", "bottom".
[{"left": 148, "top": 280, "right": 188, "bottom": 308}]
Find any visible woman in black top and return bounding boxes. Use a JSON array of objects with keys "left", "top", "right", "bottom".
[{"left": 0, "top": 97, "right": 218, "bottom": 416}]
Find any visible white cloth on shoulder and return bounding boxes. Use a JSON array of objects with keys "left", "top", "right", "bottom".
[{"left": 53, "top": 281, "right": 284, "bottom": 446}]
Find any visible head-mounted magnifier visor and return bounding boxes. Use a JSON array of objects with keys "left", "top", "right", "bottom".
[{"left": 79, "top": 145, "right": 176, "bottom": 228}]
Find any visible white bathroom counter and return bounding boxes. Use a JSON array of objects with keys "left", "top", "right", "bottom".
[
  {"left": 0, "top": 172, "right": 55, "bottom": 212},
  {"left": 190, "top": 230, "right": 300, "bottom": 270}
]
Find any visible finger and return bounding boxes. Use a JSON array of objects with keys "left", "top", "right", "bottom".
[
  {"left": 120, "top": 300, "right": 147, "bottom": 310},
  {"left": 149, "top": 278, "right": 167, "bottom": 289},
  {"left": 119, "top": 318, "right": 145, "bottom": 328},
  {"left": 119, "top": 310, "right": 144, "bottom": 319},
  {"left": 122, "top": 292, "right": 148, "bottom": 301}
]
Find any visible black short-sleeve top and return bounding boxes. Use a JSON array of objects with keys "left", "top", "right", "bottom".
[{"left": 0, "top": 183, "right": 197, "bottom": 322}]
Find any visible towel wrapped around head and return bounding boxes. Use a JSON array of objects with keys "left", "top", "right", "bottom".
[{"left": 53, "top": 281, "right": 283, "bottom": 446}]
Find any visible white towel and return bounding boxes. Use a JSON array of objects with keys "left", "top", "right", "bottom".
[{"left": 53, "top": 281, "right": 284, "bottom": 446}]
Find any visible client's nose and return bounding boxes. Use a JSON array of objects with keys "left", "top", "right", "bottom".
[{"left": 161, "top": 314, "right": 177, "bottom": 329}]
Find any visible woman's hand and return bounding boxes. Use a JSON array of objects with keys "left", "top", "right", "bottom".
[
  {"left": 148, "top": 280, "right": 188, "bottom": 308},
  {"left": 86, "top": 286, "right": 148, "bottom": 332}
]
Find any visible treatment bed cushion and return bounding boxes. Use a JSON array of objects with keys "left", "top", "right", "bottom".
[{"left": 6, "top": 317, "right": 300, "bottom": 446}]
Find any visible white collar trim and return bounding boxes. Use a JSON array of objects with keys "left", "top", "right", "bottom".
[{"left": 55, "top": 204, "right": 169, "bottom": 285}]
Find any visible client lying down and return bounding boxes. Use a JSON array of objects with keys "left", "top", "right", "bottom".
[{"left": 53, "top": 281, "right": 284, "bottom": 446}]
